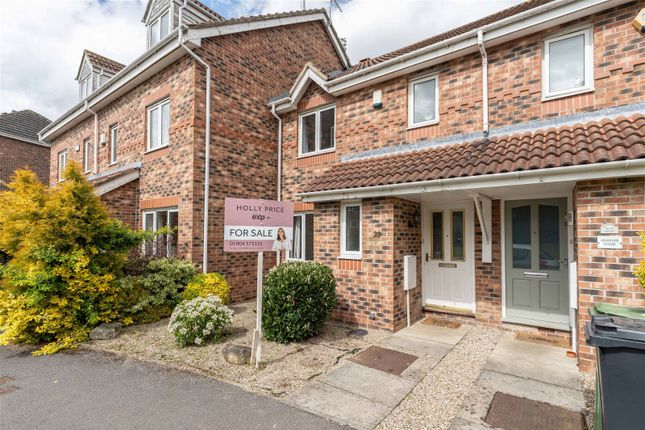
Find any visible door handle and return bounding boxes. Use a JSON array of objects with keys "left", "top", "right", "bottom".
[{"left": 425, "top": 253, "right": 429, "bottom": 262}]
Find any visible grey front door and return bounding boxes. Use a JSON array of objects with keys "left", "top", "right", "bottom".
[{"left": 504, "top": 198, "right": 569, "bottom": 329}]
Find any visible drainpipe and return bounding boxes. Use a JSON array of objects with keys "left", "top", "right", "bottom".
[
  {"left": 271, "top": 104, "right": 283, "bottom": 264},
  {"left": 477, "top": 30, "right": 489, "bottom": 135},
  {"left": 179, "top": 1, "right": 211, "bottom": 273},
  {"left": 85, "top": 101, "right": 99, "bottom": 174}
]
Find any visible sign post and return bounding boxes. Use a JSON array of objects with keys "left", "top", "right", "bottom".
[{"left": 223, "top": 198, "right": 293, "bottom": 367}]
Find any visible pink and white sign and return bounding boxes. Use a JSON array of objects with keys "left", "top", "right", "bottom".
[{"left": 223, "top": 198, "right": 294, "bottom": 253}]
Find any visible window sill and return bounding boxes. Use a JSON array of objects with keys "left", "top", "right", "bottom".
[
  {"left": 145, "top": 145, "right": 169, "bottom": 155},
  {"left": 108, "top": 162, "right": 117, "bottom": 167},
  {"left": 297, "top": 148, "right": 336, "bottom": 159},
  {"left": 407, "top": 119, "right": 439, "bottom": 131},
  {"left": 541, "top": 87, "right": 594, "bottom": 102},
  {"left": 338, "top": 255, "right": 362, "bottom": 261}
]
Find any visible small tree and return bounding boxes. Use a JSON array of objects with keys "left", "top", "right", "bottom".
[{"left": 0, "top": 164, "right": 143, "bottom": 354}]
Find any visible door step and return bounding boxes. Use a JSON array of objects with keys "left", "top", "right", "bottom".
[{"left": 423, "top": 304, "right": 475, "bottom": 318}]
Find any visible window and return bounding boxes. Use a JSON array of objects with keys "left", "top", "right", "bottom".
[
  {"left": 143, "top": 208, "right": 179, "bottom": 257},
  {"left": 83, "top": 138, "right": 91, "bottom": 173},
  {"left": 543, "top": 27, "right": 594, "bottom": 99},
  {"left": 408, "top": 74, "right": 439, "bottom": 128},
  {"left": 109, "top": 125, "right": 118, "bottom": 165},
  {"left": 451, "top": 210, "right": 465, "bottom": 261},
  {"left": 57, "top": 150, "right": 68, "bottom": 182},
  {"left": 431, "top": 211, "right": 443, "bottom": 260},
  {"left": 299, "top": 106, "right": 335, "bottom": 156},
  {"left": 340, "top": 202, "right": 361, "bottom": 259},
  {"left": 147, "top": 98, "right": 170, "bottom": 151},
  {"left": 80, "top": 76, "right": 92, "bottom": 99},
  {"left": 148, "top": 11, "right": 170, "bottom": 48},
  {"left": 289, "top": 213, "right": 314, "bottom": 261}
]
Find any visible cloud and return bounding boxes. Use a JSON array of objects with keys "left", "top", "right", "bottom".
[{"left": 1, "top": 0, "right": 522, "bottom": 120}]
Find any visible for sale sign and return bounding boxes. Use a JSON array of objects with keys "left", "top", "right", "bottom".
[{"left": 223, "top": 198, "right": 294, "bottom": 252}]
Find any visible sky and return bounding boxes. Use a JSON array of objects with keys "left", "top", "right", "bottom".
[{"left": 0, "top": 0, "right": 522, "bottom": 121}]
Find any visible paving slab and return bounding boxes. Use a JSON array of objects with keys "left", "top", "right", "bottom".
[
  {"left": 493, "top": 332, "right": 577, "bottom": 366},
  {"left": 455, "top": 382, "right": 496, "bottom": 426},
  {"left": 377, "top": 333, "right": 452, "bottom": 360},
  {"left": 449, "top": 417, "right": 491, "bottom": 430},
  {"left": 477, "top": 370, "right": 585, "bottom": 412},
  {"left": 319, "top": 362, "right": 416, "bottom": 407},
  {"left": 399, "top": 354, "right": 442, "bottom": 382},
  {"left": 288, "top": 381, "right": 391, "bottom": 430},
  {"left": 396, "top": 322, "right": 471, "bottom": 345}
]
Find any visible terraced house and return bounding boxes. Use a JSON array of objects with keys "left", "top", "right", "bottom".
[
  {"left": 39, "top": 0, "right": 349, "bottom": 301},
  {"left": 270, "top": 0, "right": 645, "bottom": 371}
]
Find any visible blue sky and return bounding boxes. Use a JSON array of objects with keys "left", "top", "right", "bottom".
[{"left": 0, "top": 0, "right": 521, "bottom": 120}]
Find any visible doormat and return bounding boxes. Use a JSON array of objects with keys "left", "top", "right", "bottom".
[
  {"left": 515, "top": 332, "right": 570, "bottom": 349},
  {"left": 422, "top": 316, "right": 462, "bottom": 329},
  {"left": 485, "top": 392, "right": 586, "bottom": 430},
  {"left": 349, "top": 346, "right": 418, "bottom": 375}
]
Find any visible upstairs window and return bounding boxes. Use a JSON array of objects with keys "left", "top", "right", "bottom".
[
  {"left": 80, "top": 76, "right": 92, "bottom": 99},
  {"left": 408, "top": 74, "right": 439, "bottom": 128},
  {"left": 147, "top": 98, "right": 170, "bottom": 151},
  {"left": 299, "top": 105, "right": 335, "bottom": 156},
  {"left": 109, "top": 125, "right": 118, "bottom": 165},
  {"left": 148, "top": 11, "right": 170, "bottom": 48},
  {"left": 83, "top": 138, "right": 91, "bottom": 173},
  {"left": 543, "top": 27, "right": 594, "bottom": 99},
  {"left": 57, "top": 150, "right": 68, "bottom": 182}
]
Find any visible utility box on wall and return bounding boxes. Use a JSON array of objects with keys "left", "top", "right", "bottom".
[{"left": 403, "top": 255, "right": 417, "bottom": 291}]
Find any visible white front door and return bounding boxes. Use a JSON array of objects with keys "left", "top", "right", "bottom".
[{"left": 423, "top": 202, "right": 475, "bottom": 311}]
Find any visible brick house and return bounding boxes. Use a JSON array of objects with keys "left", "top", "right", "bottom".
[
  {"left": 0, "top": 109, "right": 51, "bottom": 189},
  {"left": 271, "top": 0, "right": 645, "bottom": 371},
  {"left": 39, "top": 0, "right": 349, "bottom": 301}
]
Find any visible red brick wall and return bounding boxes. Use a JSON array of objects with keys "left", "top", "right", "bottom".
[
  {"left": 474, "top": 200, "right": 502, "bottom": 325},
  {"left": 100, "top": 179, "right": 140, "bottom": 229},
  {"left": 575, "top": 177, "right": 645, "bottom": 372},
  {"left": 0, "top": 136, "right": 50, "bottom": 189}
]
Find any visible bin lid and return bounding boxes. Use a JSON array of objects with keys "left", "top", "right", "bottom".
[
  {"left": 588, "top": 313, "right": 645, "bottom": 346},
  {"left": 592, "top": 302, "right": 645, "bottom": 320}
]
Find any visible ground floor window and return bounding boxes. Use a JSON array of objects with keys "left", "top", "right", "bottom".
[
  {"left": 341, "top": 201, "right": 362, "bottom": 259},
  {"left": 289, "top": 213, "right": 314, "bottom": 261},
  {"left": 143, "top": 208, "right": 178, "bottom": 257}
]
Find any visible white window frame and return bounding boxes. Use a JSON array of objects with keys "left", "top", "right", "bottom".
[
  {"left": 109, "top": 125, "right": 118, "bottom": 165},
  {"left": 542, "top": 26, "right": 594, "bottom": 100},
  {"left": 408, "top": 73, "right": 439, "bottom": 129},
  {"left": 57, "top": 150, "right": 68, "bottom": 182},
  {"left": 340, "top": 201, "right": 362, "bottom": 259},
  {"left": 80, "top": 75, "right": 92, "bottom": 99},
  {"left": 142, "top": 207, "right": 179, "bottom": 257},
  {"left": 83, "top": 138, "right": 91, "bottom": 173},
  {"left": 288, "top": 213, "right": 314, "bottom": 261},
  {"left": 147, "top": 98, "right": 170, "bottom": 151},
  {"left": 147, "top": 10, "right": 170, "bottom": 48},
  {"left": 298, "top": 105, "right": 336, "bottom": 157}
]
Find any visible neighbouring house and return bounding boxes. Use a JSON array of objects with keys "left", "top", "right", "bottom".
[
  {"left": 270, "top": 0, "right": 645, "bottom": 372},
  {"left": 38, "top": 0, "right": 349, "bottom": 301},
  {"left": 0, "top": 109, "right": 52, "bottom": 189}
]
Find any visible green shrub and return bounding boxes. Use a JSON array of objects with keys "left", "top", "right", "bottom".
[
  {"left": 0, "top": 165, "right": 143, "bottom": 354},
  {"left": 168, "top": 296, "right": 234, "bottom": 347},
  {"left": 123, "top": 258, "right": 197, "bottom": 324},
  {"left": 183, "top": 272, "right": 230, "bottom": 304},
  {"left": 262, "top": 261, "right": 337, "bottom": 343},
  {"left": 636, "top": 233, "right": 645, "bottom": 291}
]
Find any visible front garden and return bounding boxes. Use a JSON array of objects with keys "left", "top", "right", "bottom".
[{"left": 0, "top": 164, "right": 385, "bottom": 396}]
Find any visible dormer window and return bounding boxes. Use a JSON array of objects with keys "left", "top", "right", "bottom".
[
  {"left": 80, "top": 76, "right": 92, "bottom": 99},
  {"left": 148, "top": 11, "right": 170, "bottom": 48}
]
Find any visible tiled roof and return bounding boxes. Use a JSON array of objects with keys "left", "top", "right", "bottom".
[
  {"left": 303, "top": 114, "right": 645, "bottom": 193},
  {"left": 84, "top": 50, "right": 125, "bottom": 74},
  {"left": 189, "top": 0, "right": 225, "bottom": 22},
  {"left": 336, "top": 0, "right": 554, "bottom": 78},
  {"left": 0, "top": 109, "right": 51, "bottom": 142},
  {"left": 188, "top": 8, "right": 328, "bottom": 29}
]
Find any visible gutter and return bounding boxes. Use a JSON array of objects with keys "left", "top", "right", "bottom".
[
  {"left": 179, "top": 0, "right": 212, "bottom": 274},
  {"left": 298, "top": 159, "right": 645, "bottom": 202}
]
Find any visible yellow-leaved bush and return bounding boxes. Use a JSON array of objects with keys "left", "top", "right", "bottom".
[
  {"left": 182, "top": 272, "right": 230, "bottom": 304},
  {"left": 0, "top": 164, "right": 143, "bottom": 354}
]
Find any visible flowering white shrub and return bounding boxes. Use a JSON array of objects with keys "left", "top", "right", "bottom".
[{"left": 168, "top": 296, "right": 234, "bottom": 347}]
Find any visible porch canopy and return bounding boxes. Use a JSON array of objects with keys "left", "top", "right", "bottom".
[{"left": 298, "top": 110, "right": 645, "bottom": 262}]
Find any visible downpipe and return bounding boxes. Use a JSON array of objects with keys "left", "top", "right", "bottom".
[
  {"left": 271, "top": 104, "right": 283, "bottom": 264},
  {"left": 477, "top": 30, "right": 489, "bottom": 135},
  {"left": 85, "top": 101, "right": 99, "bottom": 174}
]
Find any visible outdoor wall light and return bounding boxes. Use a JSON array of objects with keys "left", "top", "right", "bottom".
[
  {"left": 372, "top": 89, "right": 383, "bottom": 109},
  {"left": 408, "top": 208, "right": 421, "bottom": 228}
]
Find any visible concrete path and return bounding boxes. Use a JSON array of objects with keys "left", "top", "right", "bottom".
[
  {"left": 452, "top": 332, "right": 585, "bottom": 429},
  {"left": 287, "top": 322, "right": 471, "bottom": 429},
  {"left": 0, "top": 346, "right": 343, "bottom": 430}
]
